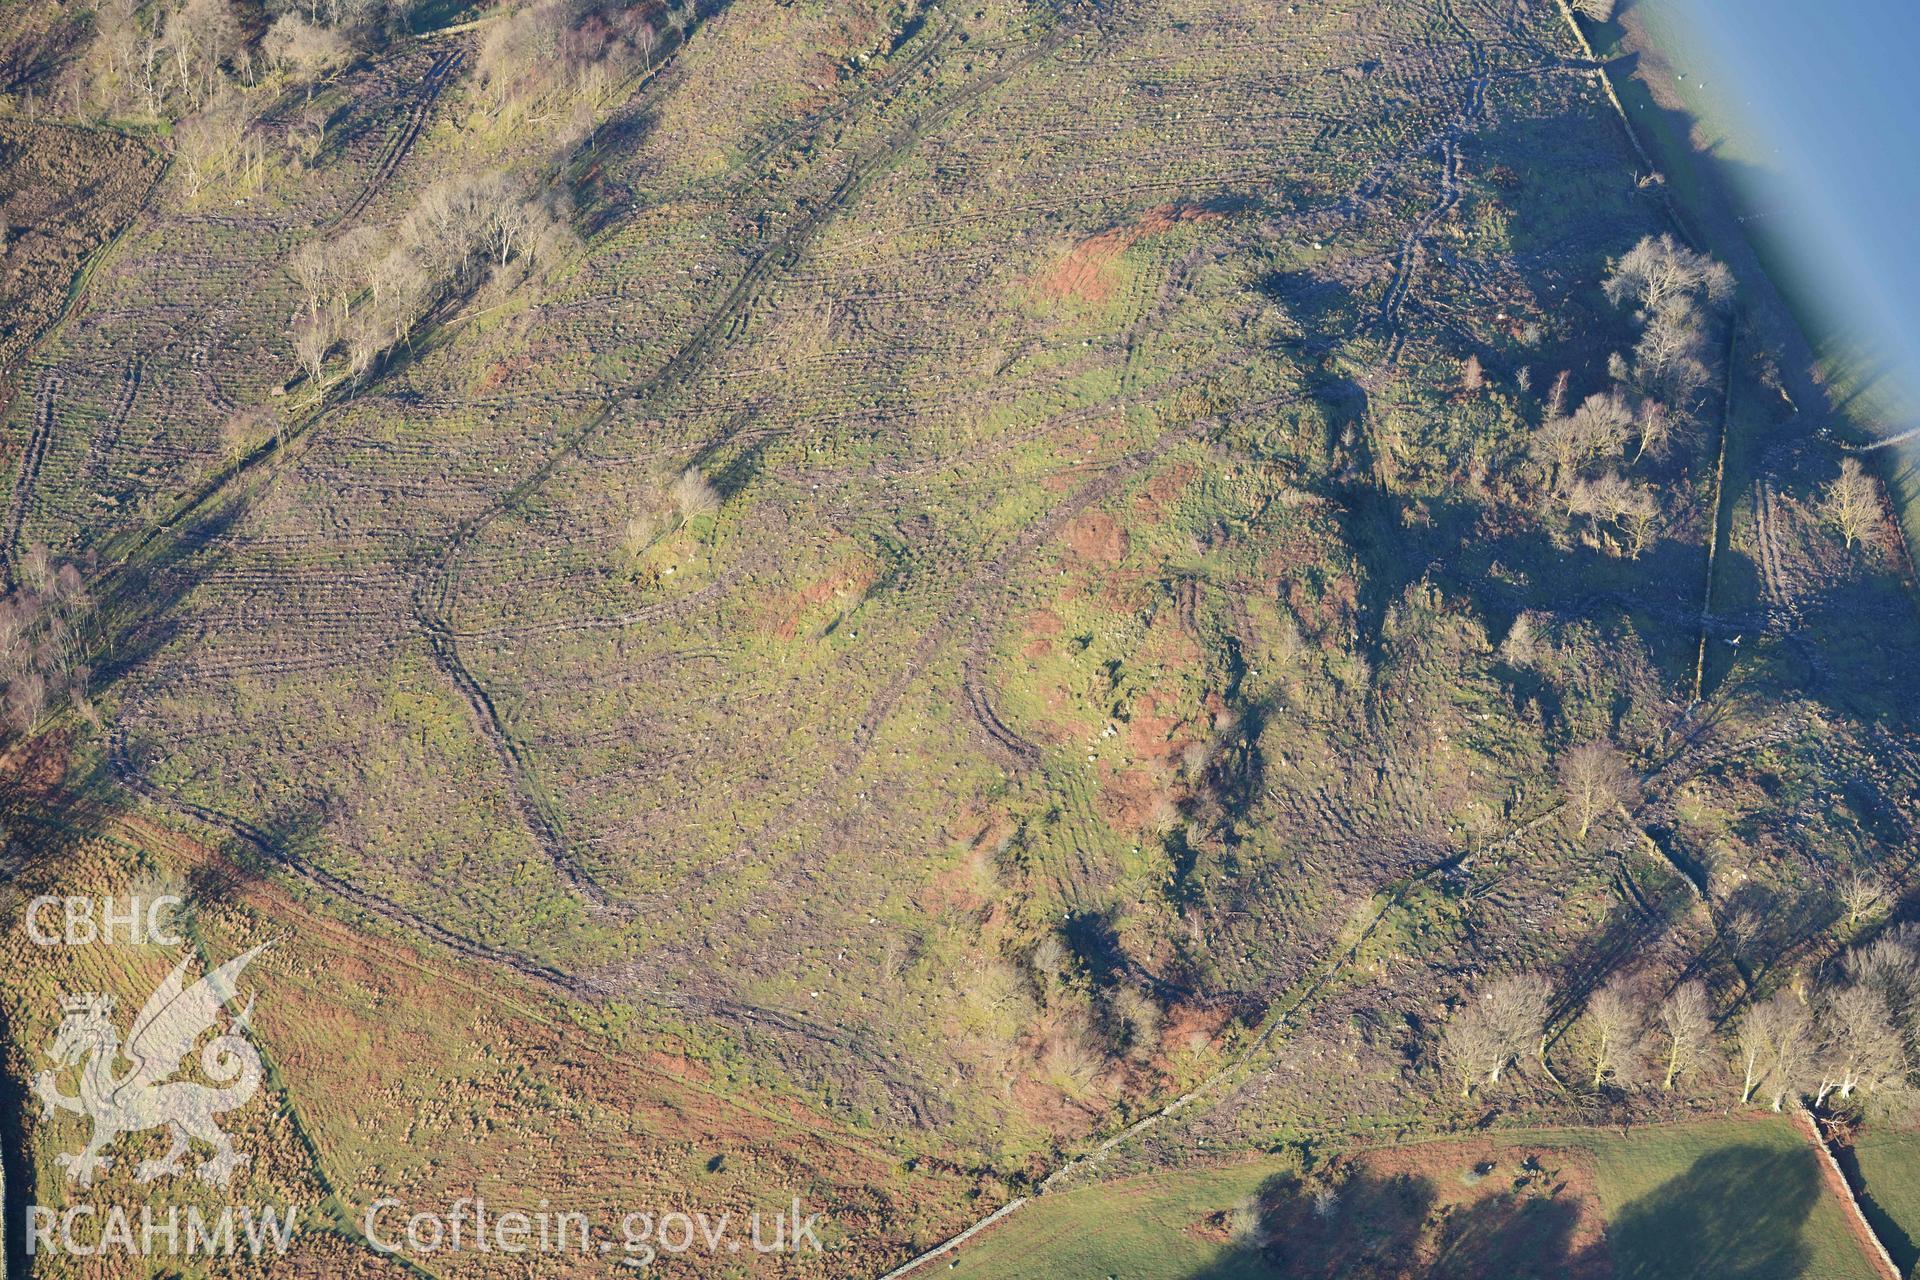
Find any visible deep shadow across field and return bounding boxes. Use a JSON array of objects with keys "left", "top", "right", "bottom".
[{"left": 947, "top": 1119, "right": 1879, "bottom": 1280}]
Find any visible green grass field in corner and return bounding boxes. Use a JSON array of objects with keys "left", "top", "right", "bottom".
[
  {"left": 945, "top": 1117, "right": 1883, "bottom": 1280},
  {"left": 1851, "top": 1127, "right": 1920, "bottom": 1280},
  {"left": 1585, "top": 1117, "right": 1880, "bottom": 1280}
]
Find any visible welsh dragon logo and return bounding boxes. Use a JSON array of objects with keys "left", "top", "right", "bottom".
[{"left": 33, "top": 944, "right": 268, "bottom": 1189}]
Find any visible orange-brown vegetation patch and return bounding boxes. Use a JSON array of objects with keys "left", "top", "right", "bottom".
[
  {"left": 1039, "top": 204, "right": 1224, "bottom": 304},
  {"left": 0, "top": 726, "right": 71, "bottom": 798},
  {"left": 1134, "top": 460, "right": 1197, "bottom": 518},
  {"left": 1159, "top": 1002, "right": 1233, "bottom": 1056},
  {"left": 921, "top": 812, "right": 1012, "bottom": 915},
  {"left": 770, "top": 556, "right": 878, "bottom": 639},
  {"left": 1064, "top": 511, "right": 1129, "bottom": 565},
  {"left": 1126, "top": 690, "right": 1199, "bottom": 765},
  {"left": 474, "top": 353, "right": 532, "bottom": 392},
  {"left": 1021, "top": 607, "right": 1064, "bottom": 658},
  {"left": 1095, "top": 762, "right": 1174, "bottom": 834}
]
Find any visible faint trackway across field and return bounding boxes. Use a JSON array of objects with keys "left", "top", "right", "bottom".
[
  {"left": 874, "top": 702, "right": 1808, "bottom": 1279},
  {"left": 330, "top": 48, "right": 466, "bottom": 227},
  {"left": 1377, "top": 0, "right": 1488, "bottom": 368},
  {"left": 1, "top": 373, "right": 61, "bottom": 580},
  {"left": 92, "top": 731, "right": 946, "bottom": 1124},
  {"left": 408, "top": 9, "right": 1078, "bottom": 917},
  {"left": 81, "top": 356, "right": 141, "bottom": 491}
]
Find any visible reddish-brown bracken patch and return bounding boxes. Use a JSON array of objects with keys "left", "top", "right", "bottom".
[
  {"left": 1039, "top": 204, "right": 1223, "bottom": 304},
  {"left": 1065, "top": 511, "right": 1129, "bottom": 565},
  {"left": 1095, "top": 763, "right": 1169, "bottom": 833},
  {"left": 1135, "top": 461, "right": 1197, "bottom": 517},
  {"left": 770, "top": 557, "right": 878, "bottom": 639}
]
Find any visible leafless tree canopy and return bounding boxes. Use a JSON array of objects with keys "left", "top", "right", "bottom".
[
  {"left": 284, "top": 171, "right": 578, "bottom": 385},
  {"left": 1604, "top": 234, "right": 1734, "bottom": 316},
  {"left": 0, "top": 549, "right": 92, "bottom": 733},
  {"left": 1558, "top": 739, "right": 1633, "bottom": 839},
  {"left": 1821, "top": 457, "right": 1880, "bottom": 550},
  {"left": 1579, "top": 978, "right": 1643, "bottom": 1088},
  {"left": 1442, "top": 973, "right": 1554, "bottom": 1098},
  {"left": 1656, "top": 981, "right": 1712, "bottom": 1090}
]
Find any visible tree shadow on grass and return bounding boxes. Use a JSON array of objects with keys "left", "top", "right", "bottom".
[
  {"left": 1184, "top": 1141, "right": 1822, "bottom": 1280},
  {"left": 1606, "top": 1143, "right": 1818, "bottom": 1280},
  {"left": 1183, "top": 1165, "right": 1597, "bottom": 1280}
]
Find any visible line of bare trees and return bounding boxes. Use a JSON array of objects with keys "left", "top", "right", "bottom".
[
  {"left": 1528, "top": 235, "right": 1733, "bottom": 559},
  {"left": 71, "top": 0, "right": 354, "bottom": 113},
  {"left": 65, "top": 0, "right": 378, "bottom": 196},
  {"left": 285, "top": 170, "right": 578, "bottom": 386},
  {"left": 1441, "top": 927, "right": 1920, "bottom": 1117}
]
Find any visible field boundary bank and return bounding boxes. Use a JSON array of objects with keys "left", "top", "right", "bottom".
[
  {"left": 1693, "top": 323, "right": 1737, "bottom": 698},
  {"left": 1794, "top": 1106, "right": 1903, "bottom": 1280}
]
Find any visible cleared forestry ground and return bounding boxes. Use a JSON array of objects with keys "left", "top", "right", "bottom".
[{"left": 0, "top": 0, "right": 1916, "bottom": 1274}]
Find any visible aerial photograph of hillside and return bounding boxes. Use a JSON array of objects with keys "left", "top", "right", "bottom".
[{"left": 0, "top": 0, "right": 1914, "bottom": 1273}]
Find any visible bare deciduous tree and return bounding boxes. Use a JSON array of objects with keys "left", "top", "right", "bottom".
[
  {"left": 1619, "top": 486, "right": 1660, "bottom": 559},
  {"left": 1604, "top": 234, "right": 1732, "bottom": 316},
  {"left": 1559, "top": 740, "right": 1633, "bottom": 839},
  {"left": 291, "top": 311, "right": 332, "bottom": 383},
  {"left": 1531, "top": 390, "right": 1634, "bottom": 499},
  {"left": 163, "top": 0, "right": 242, "bottom": 109},
  {"left": 1460, "top": 353, "right": 1484, "bottom": 394},
  {"left": 263, "top": 13, "right": 349, "bottom": 90},
  {"left": 1839, "top": 871, "right": 1888, "bottom": 931},
  {"left": 1580, "top": 978, "right": 1642, "bottom": 1088},
  {"left": 1657, "top": 980, "right": 1712, "bottom": 1090},
  {"left": 1490, "top": 974, "right": 1553, "bottom": 1071},
  {"left": 1441, "top": 1002, "right": 1502, "bottom": 1098},
  {"left": 1629, "top": 296, "right": 1712, "bottom": 407},
  {"left": 1736, "top": 991, "right": 1811, "bottom": 1109},
  {"left": 1441, "top": 974, "right": 1552, "bottom": 1098},
  {"left": 1821, "top": 458, "right": 1879, "bottom": 550},
  {"left": 1815, "top": 984, "right": 1906, "bottom": 1105},
  {"left": 174, "top": 92, "right": 250, "bottom": 198},
  {"left": 1847, "top": 934, "right": 1920, "bottom": 1026},
  {"left": 477, "top": 0, "right": 657, "bottom": 116},
  {"left": 671, "top": 468, "right": 720, "bottom": 527}
]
